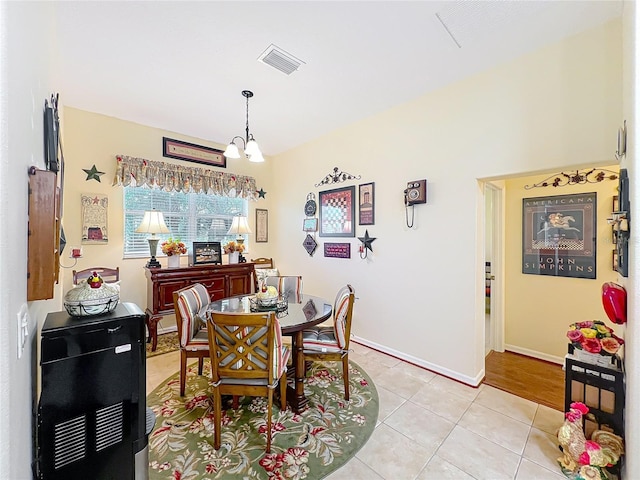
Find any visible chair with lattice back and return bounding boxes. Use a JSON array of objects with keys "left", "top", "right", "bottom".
[{"left": 208, "top": 310, "right": 289, "bottom": 452}]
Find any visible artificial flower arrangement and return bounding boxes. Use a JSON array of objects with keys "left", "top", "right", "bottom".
[
  {"left": 223, "top": 240, "right": 245, "bottom": 254},
  {"left": 161, "top": 237, "right": 187, "bottom": 256},
  {"left": 557, "top": 401, "right": 623, "bottom": 480},
  {"left": 566, "top": 321, "right": 624, "bottom": 357}
]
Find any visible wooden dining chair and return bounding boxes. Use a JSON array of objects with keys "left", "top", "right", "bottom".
[
  {"left": 72, "top": 266, "right": 120, "bottom": 285},
  {"left": 302, "top": 285, "right": 355, "bottom": 400},
  {"left": 251, "top": 257, "right": 278, "bottom": 292},
  {"left": 173, "top": 283, "right": 211, "bottom": 397},
  {"left": 208, "top": 310, "right": 290, "bottom": 452},
  {"left": 265, "top": 275, "right": 303, "bottom": 303}
]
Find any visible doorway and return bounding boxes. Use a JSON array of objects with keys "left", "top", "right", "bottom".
[{"left": 484, "top": 182, "right": 504, "bottom": 356}]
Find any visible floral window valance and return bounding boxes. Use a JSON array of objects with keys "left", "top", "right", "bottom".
[{"left": 112, "top": 155, "right": 257, "bottom": 200}]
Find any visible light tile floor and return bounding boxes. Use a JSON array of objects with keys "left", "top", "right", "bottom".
[{"left": 146, "top": 343, "right": 566, "bottom": 480}]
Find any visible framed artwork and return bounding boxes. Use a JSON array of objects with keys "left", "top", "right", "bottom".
[
  {"left": 522, "top": 192, "right": 596, "bottom": 279},
  {"left": 81, "top": 193, "right": 108, "bottom": 244},
  {"left": 255, "top": 208, "right": 268, "bottom": 242},
  {"left": 162, "top": 137, "right": 226, "bottom": 168},
  {"left": 303, "top": 218, "right": 318, "bottom": 232},
  {"left": 191, "top": 242, "right": 222, "bottom": 265},
  {"left": 358, "top": 182, "right": 375, "bottom": 225},
  {"left": 319, "top": 185, "right": 355, "bottom": 237},
  {"left": 324, "top": 242, "right": 351, "bottom": 259}
]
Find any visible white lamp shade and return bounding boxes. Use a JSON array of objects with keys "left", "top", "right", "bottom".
[
  {"left": 227, "top": 215, "right": 252, "bottom": 235},
  {"left": 248, "top": 150, "right": 265, "bottom": 163},
  {"left": 244, "top": 138, "right": 262, "bottom": 157},
  {"left": 136, "top": 210, "right": 170, "bottom": 235},
  {"left": 223, "top": 142, "right": 241, "bottom": 159}
]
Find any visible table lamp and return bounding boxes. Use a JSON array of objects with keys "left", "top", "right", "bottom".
[
  {"left": 136, "top": 210, "right": 170, "bottom": 268},
  {"left": 227, "top": 214, "right": 251, "bottom": 262}
]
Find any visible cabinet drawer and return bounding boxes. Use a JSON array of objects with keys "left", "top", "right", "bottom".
[{"left": 198, "top": 278, "right": 225, "bottom": 291}]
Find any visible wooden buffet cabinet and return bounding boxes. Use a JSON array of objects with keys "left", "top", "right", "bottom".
[{"left": 144, "top": 263, "right": 254, "bottom": 350}]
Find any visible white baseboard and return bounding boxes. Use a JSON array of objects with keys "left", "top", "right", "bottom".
[
  {"left": 504, "top": 344, "right": 564, "bottom": 365},
  {"left": 351, "top": 335, "right": 484, "bottom": 387},
  {"left": 157, "top": 325, "right": 177, "bottom": 336}
]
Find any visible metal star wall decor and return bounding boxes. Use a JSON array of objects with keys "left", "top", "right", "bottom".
[
  {"left": 83, "top": 164, "right": 105, "bottom": 182},
  {"left": 358, "top": 230, "right": 376, "bottom": 259},
  {"left": 257, "top": 188, "right": 267, "bottom": 198}
]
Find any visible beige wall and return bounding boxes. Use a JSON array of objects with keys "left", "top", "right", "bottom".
[
  {"left": 503, "top": 167, "right": 621, "bottom": 362},
  {"left": 61, "top": 108, "right": 276, "bottom": 329},
  {"left": 270, "top": 19, "right": 622, "bottom": 383}
]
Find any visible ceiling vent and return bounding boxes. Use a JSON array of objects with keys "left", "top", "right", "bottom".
[{"left": 258, "top": 44, "right": 305, "bottom": 75}]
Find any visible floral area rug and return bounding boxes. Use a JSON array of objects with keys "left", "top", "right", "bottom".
[
  {"left": 147, "top": 360, "right": 379, "bottom": 479},
  {"left": 146, "top": 333, "right": 180, "bottom": 358}
]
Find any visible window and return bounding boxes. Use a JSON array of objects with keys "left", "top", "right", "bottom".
[{"left": 123, "top": 187, "right": 248, "bottom": 258}]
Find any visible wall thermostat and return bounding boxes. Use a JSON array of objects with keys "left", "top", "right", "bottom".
[{"left": 405, "top": 179, "right": 427, "bottom": 205}]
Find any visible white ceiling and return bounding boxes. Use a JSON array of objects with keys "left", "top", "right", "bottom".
[{"left": 53, "top": 1, "right": 623, "bottom": 156}]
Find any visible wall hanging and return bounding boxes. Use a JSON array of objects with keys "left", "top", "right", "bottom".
[
  {"left": 319, "top": 186, "right": 355, "bottom": 237},
  {"left": 612, "top": 168, "right": 630, "bottom": 277},
  {"left": 255, "top": 209, "right": 268, "bottom": 243},
  {"left": 524, "top": 168, "right": 618, "bottom": 190},
  {"left": 522, "top": 192, "right": 596, "bottom": 279},
  {"left": 324, "top": 242, "right": 351, "bottom": 259},
  {"left": 315, "top": 166, "right": 361, "bottom": 187},
  {"left": 358, "top": 230, "right": 376, "bottom": 259},
  {"left": 163, "top": 137, "right": 226, "bottom": 168},
  {"left": 257, "top": 188, "right": 267, "bottom": 198},
  {"left": 302, "top": 234, "right": 317, "bottom": 256},
  {"left": 81, "top": 193, "right": 109, "bottom": 244},
  {"left": 358, "top": 182, "right": 375, "bottom": 225},
  {"left": 83, "top": 165, "right": 105, "bottom": 182}
]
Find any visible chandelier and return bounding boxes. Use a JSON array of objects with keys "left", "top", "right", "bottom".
[{"left": 223, "top": 90, "right": 265, "bottom": 163}]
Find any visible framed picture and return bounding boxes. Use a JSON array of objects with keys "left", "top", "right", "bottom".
[
  {"left": 191, "top": 241, "right": 222, "bottom": 265},
  {"left": 522, "top": 192, "right": 597, "bottom": 279},
  {"left": 303, "top": 218, "right": 318, "bottom": 232},
  {"left": 324, "top": 242, "right": 351, "bottom": 258},
  {"left": 81, "top": 193, "right": 108, "bottom": 244},
  {"left": 319, "top": 185, "right": 355, "bottom": 237},
  {"left": 162, "top": 137, "right": 226, "bottom": 168},
  {"left": 255, "top": 209, "right": 268, "bottom": 242},
  {"left": 358, "top": 182, "right": 375, "bottom": 225}
]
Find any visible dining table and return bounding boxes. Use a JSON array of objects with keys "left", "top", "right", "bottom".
[{"left": 205, "top": 293, "right": 333, "bottom": 413}]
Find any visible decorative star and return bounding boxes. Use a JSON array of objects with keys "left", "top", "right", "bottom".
[
  {"left": 358, "top": 230, "right": 377, "bottom": 253},
  {"left": 83, "top": 164, "right": 105, "bottom": 182},
  {"left": 257, "top": 188, "right": 267, "bottom": 198}
]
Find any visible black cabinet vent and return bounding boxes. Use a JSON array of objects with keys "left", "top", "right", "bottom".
[
  {"left": 54, "top": 415, "right": 86, "bottom": 469},
  {"left": 96, "top": 402, "right": 124, "bottom": 452}
]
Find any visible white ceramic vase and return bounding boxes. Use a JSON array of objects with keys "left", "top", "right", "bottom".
[
  {"left": 167, "top": 254, "right": 181, "bottom": 268},
  {"left": 228, "top": 251, "right": 239, "bottom": 264}
]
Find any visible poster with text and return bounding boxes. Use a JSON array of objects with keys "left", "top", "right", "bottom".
[{"left": 522, "top": 192, "right": 596, "bottom": 279}]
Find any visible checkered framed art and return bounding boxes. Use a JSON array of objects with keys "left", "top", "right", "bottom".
[{"left": 319, "top": 186, "right": 355, "bottom": 237}]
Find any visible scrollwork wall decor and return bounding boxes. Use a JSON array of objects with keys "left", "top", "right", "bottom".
[
  {"left": 315, "top": 167, "right": 361, "bottom": 187},
  {"left": 524, "top": 168, "right": 619, "bottom": 190}
]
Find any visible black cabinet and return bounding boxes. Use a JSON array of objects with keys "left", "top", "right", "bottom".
[{"left": 37, "top": 303, "right": 148, "bottom": 480}]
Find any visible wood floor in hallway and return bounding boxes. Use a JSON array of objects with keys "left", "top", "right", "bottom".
[{"left": 484, "top": 350, "right": 565, "bottom": 412}]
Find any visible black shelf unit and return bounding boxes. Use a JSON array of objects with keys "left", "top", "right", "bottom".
[
  {"left": 564, "top": 353, "right": 624, "bottom": 438},
  {"left": 36, "top": 303, "right": 149, "bottom": 480}
]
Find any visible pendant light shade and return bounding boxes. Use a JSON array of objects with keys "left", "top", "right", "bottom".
[{"left": 224, "top": 90, "right": 265, "bottom": 163}]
